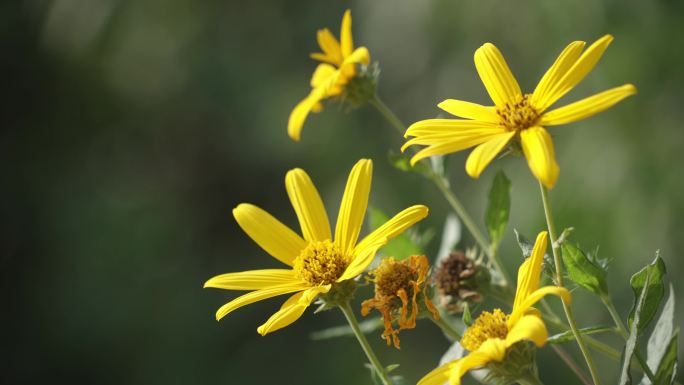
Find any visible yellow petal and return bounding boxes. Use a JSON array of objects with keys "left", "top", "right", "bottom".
[
  {"left": 542, "top": 35, "right": 614, "bottom": 109},
  {"left": 474, "top": 43, "right": 522, "bottom": 107},
  {"left": 310, "top": 63, "right": 338, "bottom": 88},
  {"left": 520, "top": 126, "right": 560, "bottom": 188},
  {"left": 335, "top": 159, "right": 373, "bottom": 254},
  {"left": 509, "top": 286, "right": 571, "bottom": 326},
  {"left": 512, "top": 231, "right": 548, "bottom": 312},
  {"left": 339, "top": 236, "right": 387, "bottom": 281},
  {"left": 437, "top": 99, "right": 500, "bottom": 123},
  {"left": 204, "top": 269, "right": 298, "bottom": 290},
  {"left": 288, "top": 92, "right": 324, "bottom": 142},
  {"left": 540, "top": 84, "right": 637, "bottom": 126},
  {"left": 314, "top": 28, "right": 342, "bottom": 65},
  {"left": 214, "top": 283, "right": 308, "bottom": 321},
  {"left": 465, "top": 131, "right": 516, "bottom": 178},
  {"left": 233, "top": 204, "right": 307, "bottom": 266},
  {"left": 449, "top": 339, "right": 506, "bottom": 385},
  {"left": 530, "top": 41, "right": 586, "bottom": 111},
  {"left": 256, "top": 286, "right": 327, "bottom": 335},
  {"left": 403, "top": 124, "right": 506, "bottom": 152},
  {"left": 340, "top": 10, "right": 353, "bottom": 58},
  {"left": 353, "top": 205, "right": 429, "bottom": 256},
  {"left": 417, "top": 363, "right": 453, "bottom": 385},
  {"left": 505, "top": 314, "right": 548, "bottom": 348},
  {"left": 339, "top": 46, "right": 370, "bottom": 79},
  {"left": 285, "top": 168, "right": 332, "bottom": 242},
  {"left": 405, "top": 118, "right": 502, "bottom": 138}
]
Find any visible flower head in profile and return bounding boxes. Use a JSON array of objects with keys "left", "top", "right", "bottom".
[
  {"left": 361, "top": 255, "right": 439, "bottom": 349},
  {"left": 204, "top": 159, "right": 428, "bottom": 335},
  {"left": 418, "top": 232, "right": 571, "bottom": 385},
  {"left": 288, "top": 9, "right": 372, "bottom": 142},
  {"left": 403, "top": 35, "right": 636, "bottom": 188}
]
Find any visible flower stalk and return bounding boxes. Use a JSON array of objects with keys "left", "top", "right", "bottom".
[
  {"left": 538, "top": 182, "right": 601, "bottom": 385},
  {"left": 339, "top": 302, "right": 393, "bottom": 385}
]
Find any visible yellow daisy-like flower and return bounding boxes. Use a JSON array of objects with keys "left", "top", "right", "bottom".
[
  {"left": 204, "top": 159, "right": 429, "bottom": 335},
  {"left": 418, "top": 231, "right": 571, "bottom": 385},
  {"left": 288, "top": 9, "right": 371, "bottom": 142},
  {"left": 403, "top": 35, "right": 636, "bottom": 188}
]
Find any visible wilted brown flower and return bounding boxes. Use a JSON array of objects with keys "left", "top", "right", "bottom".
[{"left": 433, "top": 250, "right": 484, "bottom": 311}]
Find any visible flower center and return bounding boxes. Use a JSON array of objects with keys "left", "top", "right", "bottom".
[
  {"left": 460, "top": 309, "right": 509, "bottom": 351},
  {"left": 293, "top": 240, "right": 349, "bottom": 286},
  {"left": 496, "top": 94, "right": 539, "bottom": 131},
  {"left": 373, "top": 258, "right": 416, "bottom": 297}
]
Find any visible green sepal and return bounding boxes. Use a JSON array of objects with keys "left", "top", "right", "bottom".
[{"left": 561, "top": 242, "right": 608, "bottom": 296}]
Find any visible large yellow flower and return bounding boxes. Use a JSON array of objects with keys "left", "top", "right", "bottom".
[
  {"left": 288, "top": 9, "right": 371, "bottom": 141},
  {"left": 403, "top": 35, "right": 636, "bottom": 188},
  {"left": 204, "top": 159, "right": 428, "bottom": 335},
  {"left": 418, "top": 231, "right": 571, "bottom": 385}
]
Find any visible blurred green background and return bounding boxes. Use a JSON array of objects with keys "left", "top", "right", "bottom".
[{"left": 2, "top": 0, "right": 682, "bottom": 384}]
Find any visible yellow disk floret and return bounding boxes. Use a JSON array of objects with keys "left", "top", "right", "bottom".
[
  {"left": 293, "top": 240, "right": 350, "bottom": 286},
  {"left": 496, "top": 94, "right": 540, "bottom": 131},
  {"left": 460, "top": 309, "right": 509, "bottom": 351}
]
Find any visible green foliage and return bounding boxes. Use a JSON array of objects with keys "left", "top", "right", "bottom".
[
  {"left": 644, "top": 286, "right": 678, "bottom": 385},
  {"left": 485, "top": 170, "right": 511, "bottom": 252},
  {"left": 462, "top": 302, "right": 473, "bottom": 326},
  {"left": 368, "top": 207, "right": 423, "bottom": 260},
  {"left": 652, "top": 331, "right": 678, "bottom": 385},
  {"left": 628, "top": 254, "right": 666, "bottom": 333},
  {"left": 619, "top": 272, "right": 651, "bottom": 385},
  {"left": 547, "top": 326, "right": 613, "bottom": 344},
  {"left": 561, "top": 242, "right": 608, "bottom": 296}
]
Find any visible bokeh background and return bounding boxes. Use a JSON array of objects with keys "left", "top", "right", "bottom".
[{"left": 3, "top": 0, "right": 683, "bottom": 384}]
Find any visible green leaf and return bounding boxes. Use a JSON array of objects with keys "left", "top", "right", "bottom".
[
  {"left": 652, "top": 331, "right": 678, "bottom": 385},
  {"left": 388, "top": 152, "right": 431, "bottom": 175},
  {"left": 485, "top": 170, "right": 511, "bottom": 250},
  {"left": 368, "top": 207, "right": 422, "bottom": 260},
  {"left": 561, "top": 243, "right": 608, "bottom": 296},
  {"left": 619, "top": 271, "right": 651, "bottom": 385},
  {"left": 628, "top": 254, "right": 666, "bottom": 333},
  {"left": 309, "top": 317, "right": 383, "bottom": 340},
  {"left": 547, "top": 325, "right": 614, "bottom": 344},
  {"left": 643, "top": 285, "right": 676, "bottom": 384}
]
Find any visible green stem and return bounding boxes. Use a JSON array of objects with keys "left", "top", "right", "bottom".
[
  {"left": 601, "top": 295, "right": 657, "bottom": 382},
  {"left": 549, "top": 345, "right": 592, "bottom": 385},
  {"left": 339, "top": 302, "right": 393, "bottom": 385},
  {"left": 539, "top": 182, "right": 601, "bottom": 385},
  {"left": 430, "top": 315, "right": 463, "bottom": 342},
  {"left": 369, "top": 95, "right": 511, "bottom": 287}
]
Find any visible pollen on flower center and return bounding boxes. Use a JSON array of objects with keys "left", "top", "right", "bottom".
[
  {"left": 374, "top": 258, "right": 416, "bottom": 297},
  {"left": 496, "top": 94, "right": 540, "bottom": 131},
  {"left": 460, "top": 309, "right": 509, "bottom": 351},
  {"left": 293, "top": 240, "right": 349, "bottom": 286}
]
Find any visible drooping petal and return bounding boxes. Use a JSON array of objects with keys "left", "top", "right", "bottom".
[
  {"left": 310, "top": 63, "right": 339, "bottom": 88},
  {"left": 214, "top": 283, "right": 309, "bottom": 321},
  {"left": 353, "top": 205, "right": 429, "bottom": 256},
  {"left": 509, "top": 286, "right": 571, "bottom": 326},
  {"left": 437, "top": 99, "right": 500, "bottom": 123},
  {"left": 339, "top": 236, "right": 387, "bottom": 281},
  {"left": 233, "top": 204, "right": 307, "bottom": 266},
  {"left": 285, "top": 168, "right": 332, "bottom": 242},
  {"left": 339, "top": 46, "right": 370, "bottom": 79},
  {"left": 505, "top": 314, "right": 548, "bottom": 348},
  {"left": 540, "top": 84, "right": 637, "bottom": 126},
  {"left": 312, "top": 28, "right": 342, "bottom": 65},
  {"left": 256, "top": 286, "right": 329, "bottom": 335},
  {"left": 520, "top": 126, "right": 560, "bottom": 188},
  {"left": 474, "top": 43, "right": 522, "bottom": 107},
  {"left": 417, "top": 363, "right": 453, "bottom": 385},
  {"left": 512, "top": 231, "right": 548, "bottom": 312},
  {"left": 530, "top": 41, "right": 586, "bottom": 111},
  {"left": 449, "top": 339, "right": 506, "bottom": 385},
  {"left": 541, "top": 35, "right": 614, "bottom": 109},
  {"left": 334, "top": 159, "right": 372, "bottom": 254},
  {"left": 465, "top": 131, "right": 516, "bottom": 178},
  {"left": 288, "top": 91, "right": 325, "bottom": 142},
  {"left": 340, "top": 9, "right": 353, "bottom": 58},
  {"left": 204, "top": 269, "right": 299, "bottom": 290},
  {"left": 405, "top": 118, "right": 502, "bottom": 138}
]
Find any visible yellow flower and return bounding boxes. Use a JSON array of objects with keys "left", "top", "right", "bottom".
[
  {"left": 403, "top": 35, "right": 636, "bottom": 188},
  {"left": 418, "top": 231, "right": 571, "bottom": 385},
  {"left": 288, "top": 9, "right": 371, "bottom": 142},
  {"left": 204, "top": 159, "right": 428, "bottom": 335},
  {"left": 361, "top": 255, "right": 439, "bottom": 349}
]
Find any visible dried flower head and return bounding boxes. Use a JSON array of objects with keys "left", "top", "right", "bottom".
[
  {"left": 361, "top": 255, "right": 439, "bottom": 349},
  {"left": 433, "top": 250, "right": 485, "bottom": 311}
]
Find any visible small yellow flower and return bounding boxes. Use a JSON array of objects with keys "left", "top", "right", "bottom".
[
  {"left": 361, "top": 255, "right": 439, "bottom": 349},
  {"left": 403, "top": 35, "right": 636, "bottom": 188},
  {"left": 418, "top": 231, "right": 571, "bottom": 385},
  {"left": 204, "top": 159, "right": 428, "bottom": 335},
  {"left": 288, "top": 9, "right": 371, "bottom": 141}
]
